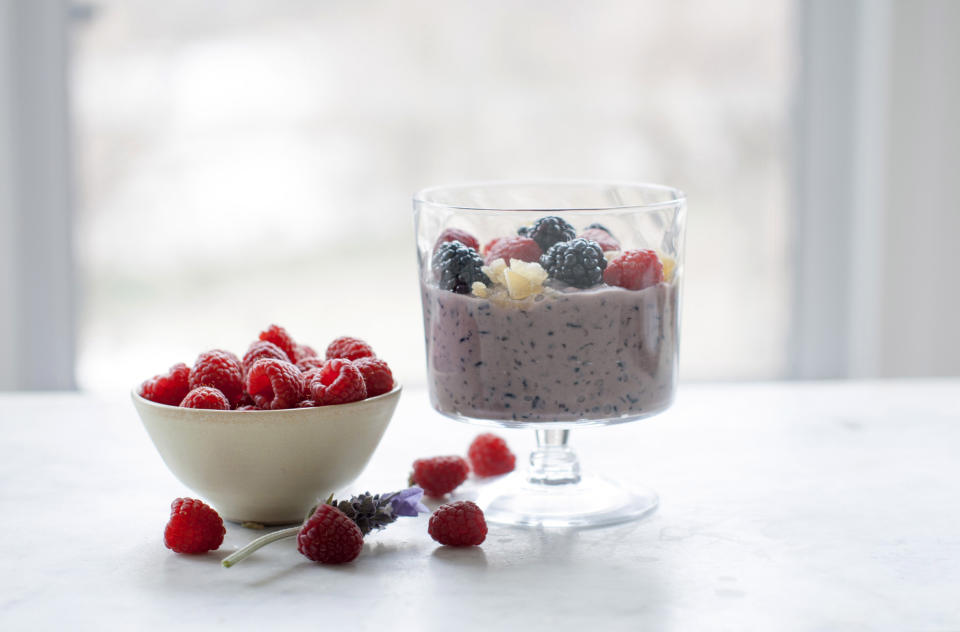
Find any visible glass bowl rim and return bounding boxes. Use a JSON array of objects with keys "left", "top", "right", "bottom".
[{"left": 413, "top": 179, "right": 686, "bottom": 212}]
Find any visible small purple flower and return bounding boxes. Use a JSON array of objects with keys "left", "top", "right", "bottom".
[{"left": 390, "top": 486, "right": 429, "bottom": 517}]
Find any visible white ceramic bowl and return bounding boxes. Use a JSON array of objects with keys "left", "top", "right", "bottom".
[{"left": 132, "top": 385, "right": 401, "bottom": 525}]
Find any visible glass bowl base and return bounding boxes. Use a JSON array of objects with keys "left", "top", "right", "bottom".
[{"left": 474, "top": 472, "right": 658, "bottom": 528}]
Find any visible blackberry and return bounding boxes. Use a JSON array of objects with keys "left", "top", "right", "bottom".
[
  {"left": 540, "top": 238, "right": 607, "bottom": 288},
  {"left": 527, "top": 216, "right": 576, "bottom": 251},
  {"left": 517, "top": 225, "right": 530, "bottom": 237},
  {"left": 432, "top": 241, "right": 490, "bottom": 294}
]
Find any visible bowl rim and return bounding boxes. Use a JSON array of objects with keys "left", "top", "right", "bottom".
[{"left": 131, "top": 383, "right": 402, "bottom": 416}]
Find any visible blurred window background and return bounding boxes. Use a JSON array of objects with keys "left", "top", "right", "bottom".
[{"left": 70, "top": 0, "right": 790, "bottom": 391}]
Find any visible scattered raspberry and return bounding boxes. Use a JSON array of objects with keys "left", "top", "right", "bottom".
[
  {"left": 296, "top": 356, "right": 325, "bottom": 372},
  {"left": 164, "top": 498, "right": 225, "bottom": 554},
  {"left": 540, "top": 238, "right": 607, "bottom": 288},
  {"left": 579, "top": 227, "right": 620, "bottom": 252},
  {"left": 411, "top": 456, "right": 470, "bottom": 497},
  {"left": 242, "top": 340, "right": 290, "bottom": 375},
  {"left": 467, "top": 433, "right": 516, "bottom": 477},
  {"left": 259, "top": 325, "right": 298, "bottom": 365},
  {"left": 246, "top": 359, "right": 304, "bottom": 410},
  {"left": 297, "top": 504, "right": 364, "bottom": 564},
  {"left": 325, "top": 336, "right": 375, "bottom": 362},
  {"left": 140, "top": 363, "right": 191, "bottom": 406},
  {"left": 310, "top": 359, "right": 367, "bottom": 405},
  {"left": 352, "top": 357, "right": 394, "bottom": 397},
  {"left": 603, "top": 249, "right": 664, "bottom": 291},
  {"left": 484, "top": 236, "right": 542, "bottom": 266},
  {"left": 189, "top": 349, "right": 245, "bottom": 407},
  {"left": 296, "top": 399, "right": 316, "bottom": 408},
  {"left": 293, "top": 344, "right": 318, "bottom": 363},
  {"left": 434, "top": 227, "right": 480, "bottom": 252},
  {"left": 428, "top": 501, "right": 487, "bottom": 546},
  {"left": 180, "top": 386, "right": 230, "bottom": 410}
]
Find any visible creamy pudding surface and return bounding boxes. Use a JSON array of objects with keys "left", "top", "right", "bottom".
[{"left": 421, "top": 281, "right": 679, "bottom": 423}]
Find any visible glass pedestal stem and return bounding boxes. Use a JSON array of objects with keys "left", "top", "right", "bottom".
[{"left": 529, "top": 429, "right": 581, "bottom": 485}]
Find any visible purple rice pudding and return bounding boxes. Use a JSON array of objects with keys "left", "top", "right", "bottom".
[{"left": 420, "top": 279, "right": 679, "bottom": 423}]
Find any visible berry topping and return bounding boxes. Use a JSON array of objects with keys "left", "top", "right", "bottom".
[
  {"left": 467, "top": 433, "right": 516, "bottom": 477},
  {"left": 180, "top": 386, "right": 231, "bottom": 410},
  {"left": 540, "top": 238, "right": 607, "bottom": 288},
  {"left": 428, "top": 501, "right": 487, "bottom": 547},
  {"left": 310, "top": 359, "right": 368, "bottom": 405},
  {"left": 410, "top": 456, "right": 470, "bottom": 498},
  {"left": 432, "top": 241, "right": 490, "bottom": 294},
  {"left": 325, "top": 336, "right": 375, "bottom": 362},
  {"left": 503, "top": 260, "right": 548, "bottom": 299},
  {"left": 603, "top": 249, "right": 664, "bottom": 291},
  {"left": 579, "top": 227, "right": 620, "bottom": 252},
  {"left": 189, "top": 349, "right": 245, "bottom": 407},
  {"left": 528, "top": 216, "right": 576, "bottom": 251},
  {"left": 241, "top": 340, "right": 290, "bottom": 375},
  {"left": 297, "top": 504, "right": 364, "bottom": 564},
  {"left": 164, "top": 498, "right": 225, "bottom": 554},
  {"left": 435, "top": 227, "right": 480, "bottom": 252},
  {"left": 352, "top": 356, "right": 394, "bottom": 397},
  {"left": 139, "top": 362, "right": 191, "bottom": 406},
  {"left": 258, "top": 324, "right": 298, "bottom": 364},
  {"left": 245, "top": 359, "right": 304, "bottom": 410},
  {"left": 483, "top": 236, "right": 543, "bottom": 266}
]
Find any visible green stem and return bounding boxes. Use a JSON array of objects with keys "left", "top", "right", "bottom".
[{"left": 222, "top": 526, "right": 301, "bottom": 568}]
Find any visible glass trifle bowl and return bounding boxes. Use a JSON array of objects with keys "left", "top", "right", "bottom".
[{"left": 414, "top": 181, "right": 685, "bottom": 527}]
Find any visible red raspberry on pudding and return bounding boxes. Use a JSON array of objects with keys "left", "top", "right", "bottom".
[
  {"left": 579, "top": 227, "right": 620, "bottom": 252},
  {"left": 483, "top": 236, "right": 542, "bottom": 265},
  {"left": 352, "top": 357, "right": 394, "bottom": 397},
  {"left": 189, "top": 350, "right": 244, "bottom": 407},
  {"left": 603, "top": 249, "right": 664, "bottom": 291},
  {"left": 246, "top": 359, "right": 304, "bottom": 410},
  {"left": 434, "top": 228, "right": 480, "bottom": 252},
  {"left": 140, "top": 363, "right": 191, "bottom": 406}
]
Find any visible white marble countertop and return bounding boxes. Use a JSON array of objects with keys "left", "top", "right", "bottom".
[{"left": 1, "top": 381, "right": 958, "bottom": 631}]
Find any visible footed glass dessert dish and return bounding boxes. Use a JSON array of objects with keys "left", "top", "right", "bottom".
[{"left": 414, "top": 181, "right": 685, "bottom": 528}]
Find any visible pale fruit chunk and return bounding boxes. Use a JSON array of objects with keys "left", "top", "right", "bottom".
[
  {"left": 657, "top": 252, "right": 677, "bottom": 281},
  {"left": 604, "top": 250, "right": 622, "bottom": 262},
  {"left": 471, "top": 281, "right": 489, "bottom": 298},
  {"left": 503, "top": 261, "right": 548, "bottom": 299},
  {"left": 481, "top": 258, "right": 508, "bottom": 286}
]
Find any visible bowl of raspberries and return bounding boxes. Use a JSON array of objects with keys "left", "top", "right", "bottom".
[{"left": 132, "top": 325, "right": 400, "bottom": 525}]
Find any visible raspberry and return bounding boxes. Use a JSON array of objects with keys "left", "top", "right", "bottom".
[
  {"left": 236, "top": 404, "right": 259, "bottom": 411},
  {"left": 579, "top": 227, "right": 620, "bottom": 252},
  {"left": 603, "top": 249, "right": 664, "bottom": 291},
  {"left": 164, "top": 498, "right": 225, "bottom": 554},
  {"left": 300, "top": 367, "right": 321, "bottom": 385},
  {"left": 297, "top": 504, "right": 364, "bottom": 564},
  {"left": 483, "top": 236, "right": 542, "bottom": 266},
  {"left": 310, "top": 359, "right": 367, "bottom": 405},
  {"left": 352, "top": 357, "right": 394, "bottom": 397},
  {"left": 435, "top": 227, "right": 480, "bottom": 252},
  {"left": 411, "top": 456, "right": 470, "bottom": 497},
  {"left": 246, "top": 359, "right": 304, "bottom": 410},
  {"left": 528, "top": 216, "right": 576, "bottom": 251},
  {"left": 481, "top": 236, "right": 504, "bottom": 256},
  {"left": 467, "top": 433, "right": 516, "bottom": 477},
  {"left": 540, "top": 238, "right": 607, "bottom": 288},
  {"left": 296, "top": 399, "right": 316, "bottom": 408},
  {"left": 242, "top": 340, "right": 290, "bottom": 375},
  {"left": 140, "top": 362, "right": 191, "bottom": 406},
  {"left": 432, "top": 241, "right": 490, "bottom": 294},
  {"left": 293, "top": 344, "right": 318, "bottom": 363},
  {"left": 325, "top": 336, "right": 375, "bottom": 362},
  {"left": 259, "top": 324, "right": 298, "bottom": 364},
  {"left": 428, "top": 501, "right": 487, "bottom": 546},
  {"left": 180, "top": 386, "right": 230, "bottom": 410},
  {"left": 189, "top": 349, "right": 244, "bottom": 407},
  {"left": 297, "top": 356, "right": 325, "bottom": 372}
]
